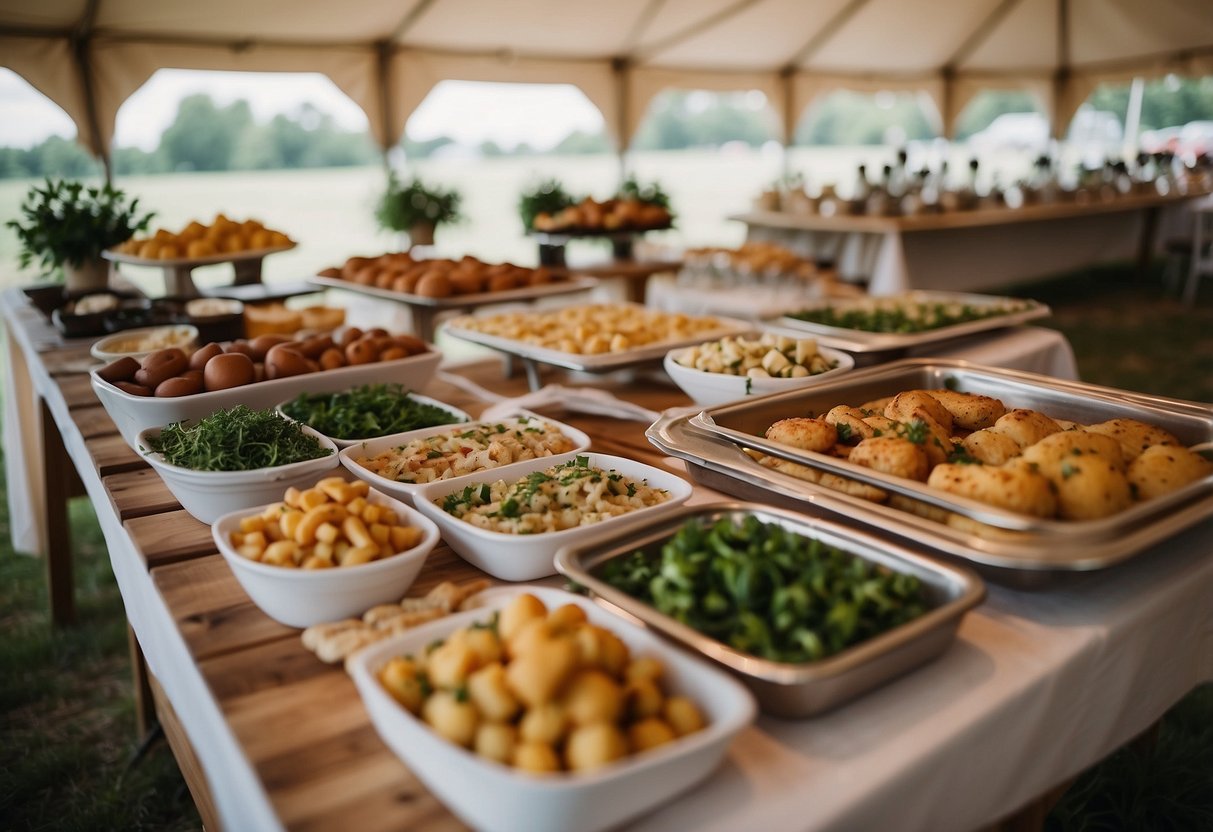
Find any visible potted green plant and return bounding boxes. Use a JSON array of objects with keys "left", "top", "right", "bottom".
[
  {"left": 517, "top": 177, "right": 575, "bottom": 233},
  {"left": 374, "top": 172, "right": 462, "bottom": 247},
  {"left": 6, "top": 178, "right": 155, "bottom": 293},
  {"left": 518, "top": 178, "right": 576, "bottom": 266}
]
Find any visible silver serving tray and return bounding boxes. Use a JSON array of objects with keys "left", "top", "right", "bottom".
[
  {"left": 555, "top": 503, "right": 984, "bottom": 718},
  {"left": 441, "top": 304, "right": 752, "bottom": 373},
  {"left": 309, "top": 273, "right": 598, "bottom": 308},
  {"left": 646, "top": 360, "right": 1213, "bottom": 576},
  {"left": 103, "top": 243, "right": 295, "bottom": 268},
  {"left": 771, "top": 290, "right": 1050, "bottom": 353}
]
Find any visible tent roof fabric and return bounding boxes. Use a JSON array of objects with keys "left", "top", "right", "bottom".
[{"left": 2, "top": 0, "right": 1212, "bottom": 158}]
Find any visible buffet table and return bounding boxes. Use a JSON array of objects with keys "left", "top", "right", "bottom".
[
  {"left": 731, "top": 191, "right": 1208, "bottom": 294},
  {"left": 2, "top": 286, "right": 1210, "bottom": 832}
]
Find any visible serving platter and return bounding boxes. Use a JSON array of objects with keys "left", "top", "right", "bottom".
[
  {"left": 309, "top": 272, "right": 597, "bottom": 308},
  {"left": 771, "top": 290, "right": 1051, "bottom": 354},
  {"left": 646, "top": 360, "right": 1213, "bottom": 579},
  {"left": 103, "top": 243, "right": 295, "bottom": 269},
  {"left": 555, "top": 502, "right": 984, "bottom": 717},
  {"left": 441, "top": 303, "right": 752, "bottom": 374}
]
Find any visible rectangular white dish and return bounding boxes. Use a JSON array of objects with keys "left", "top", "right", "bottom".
[
  {"left": 338, "top": 411, "right": 592, "bottom": 504},
  {"left": 412, "top": 452, "right": 693, "bottom": 581},
  {"left": 346, "top": 585, "right": 756, "bottom": 832},
  {"left": 771, "top": 290, "right": 1050, "bottom": 353},
  {"left": 92, "top": 346, "right": 442, "bottom": 448},
  {"left": 309, "top": 273, "right": 598, "bottom": 308},
  {"left": 441, "top": 303, "right": 752, "bottom": 373}
]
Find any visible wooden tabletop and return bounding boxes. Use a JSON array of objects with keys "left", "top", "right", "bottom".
[
  {"left": 80, "top": 358, "right": 698, "bottom": 831},
  {"left": 730, "top": 189, "right": 1211, "bottom": 235}
]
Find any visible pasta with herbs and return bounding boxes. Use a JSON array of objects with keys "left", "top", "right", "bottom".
[
  {"left": 437, "top": 456, "right": 669, "bottom": 534},
  {"left": 355, "top": 417, "right": 577, "bottom": 484}
]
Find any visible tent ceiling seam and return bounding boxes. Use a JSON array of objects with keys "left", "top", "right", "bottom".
[
  {"left": 391, "top": 0, "right": 437, "bottom": 43},
  {"left": 630, "top": 0, "right": 768, "bottom": 62},
  {"left": 621, "top": 0, "right": 667, "bottom": 55},
  {"left": 946, "top": 0, "right": 1024, "bottom": 70},
  {"left": 784, "top": 0, "right": 870, "bottom": 71}
]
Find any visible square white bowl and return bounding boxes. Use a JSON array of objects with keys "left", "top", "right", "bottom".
[
  {"left": 346, "top": 585, "right": 757, "bottom": 832},
  {"left": 337, "top": 411, "right": 592, "bottom": 505},
  {"left": 413, "top": 452, "right": 693, "bottom": 581},
  {"left": 138, "top": 422, "right": 339, "bottom": 524},
  {"left": 276, "top": 390, "right": 471, "bottom": 449},
  {"left": 92, "top": 345, "right": 442, "bottom": 449},
  {"left": 90, "top": 324, "right": 198, "bottom": 362},
  {"left": 212, "top": 484, "right": 441, "bottom": 628},
  {"left": 663, "top": 339, "right": 854, "bottom": 406}
]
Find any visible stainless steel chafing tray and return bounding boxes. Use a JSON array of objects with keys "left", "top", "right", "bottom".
[
  {"left": 646, "top": 360, "right": 1213, "bottom": 577},
  {"left": 555, "top": 503, "right": 985, "bottom": 718}
]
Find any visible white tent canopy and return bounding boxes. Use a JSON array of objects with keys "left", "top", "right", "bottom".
[{"left": 3, "top": 0, "right": 1213, "bottom": 168}]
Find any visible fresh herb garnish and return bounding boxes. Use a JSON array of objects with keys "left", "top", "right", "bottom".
[
  {"left": 835, "top": 423, "right": 853, "bottom": 443},
  {"left": 281, "top": 383, "right": 463, "bottom": 440},
  {"left": 1060, "top": 461, "right": 1079, "bottom": 479},
  {"left": 147, "top": 406, "right": 332, "bottom": 471}
]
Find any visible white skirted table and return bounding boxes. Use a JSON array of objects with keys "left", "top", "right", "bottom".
[{"left": 2, "top": 285, "right": 1209, "bottom": 832}]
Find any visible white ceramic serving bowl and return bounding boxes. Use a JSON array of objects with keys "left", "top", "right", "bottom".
[
  {"left": 90, "top": 324, "right": 199, "bottom": 362},
  {"left": 663, "top": 340, "right": 854, "bottom": 406},
  {"left": 276, "top": 391, "right": 471, "bottom": 450},
  {"left": 137, "top": 423, "right": 340, "bottom": 524},
  {"left": 347, "top": 585, "right": 757, "bottom": 832},
  {"left": 92, "top": 345, "right": 442, "bottom": 449},
  {"left": 337, "top": 411, "right": 592, "bottom": 505},
  {"left": 212, "top": 484, "right": 441, "bottom": 628},
  {"left": 412, "top": 452, "right": 693, "bottom": 581}
]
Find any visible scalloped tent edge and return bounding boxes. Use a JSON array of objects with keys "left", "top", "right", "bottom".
[{"left": 3, "top": 0, "right": 1212, "bottom": 178}]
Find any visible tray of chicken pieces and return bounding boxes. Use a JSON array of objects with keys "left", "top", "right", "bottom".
[{"left": 647, "top": 360, "right": 1213, "bottom": 576}]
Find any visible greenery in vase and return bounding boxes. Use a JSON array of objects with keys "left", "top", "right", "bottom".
[
  {"left": 517, "top": 177, "right": 574, "bottom": 231},
  {"left": 6, "top": 178, "right": 155, "bottom": 278},
  {"left": 618, "top": 175, "right": 672, "bottom": 210},
  {"left": 374, "top": 171, "right": 462, "bottom": 233}
]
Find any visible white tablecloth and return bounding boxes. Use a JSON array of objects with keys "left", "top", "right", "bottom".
[{"left": 2, "top": 285, "right": 1210, "bottom": 832}]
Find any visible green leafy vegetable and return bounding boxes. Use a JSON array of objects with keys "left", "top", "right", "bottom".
[
  {"left": 789, "top": 300, "right": 1028, "bottom": 333},
  {"left": 598, "top": 515, "right": 930, "bottom": 664},
  {"left": 281, "top": 383, "right": 464, "bottom": 440},
  {"left": 146, "top": 406, "right": 332, "bottom": 471}
]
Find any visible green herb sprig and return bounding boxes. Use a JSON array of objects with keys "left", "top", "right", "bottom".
[
  {"left": 147, "top": 406, "right": 332, "bottom": 471},
  {"left": 281, "top": 384, "right": 464, "bottom": 440},
  {"left": 789, "top": 300, "right": 1027, "bottom": 333},
  {"left": 599, "top": 515, "right": 930, "bottom": 664}
]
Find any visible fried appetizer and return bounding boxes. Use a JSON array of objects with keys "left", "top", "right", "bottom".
[
  {"left": 961, "top": 429, "right": 1022, "bottom": 466},
  {"left": 766, "top": 417, "right": 838, "bottom": 453},
  {"left": 1127, "top": 445, "right": 1213, "bottom": 500},
  {"left": 926, "top": 389, "right": 1007, "bottom": 430},
  {"left": 927, "top": 463, "right": 1058, "bottom": 518},
  {"left": 1083, "top": 419, "right": 1182, "bottom": 461},
  {"left": 987, "top": 409, "right": 1062, "bottom": 449},
  {"left": 849, "top": 436, "right": 930, "bottom": 482}
]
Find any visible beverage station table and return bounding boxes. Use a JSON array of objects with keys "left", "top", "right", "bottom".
[
  {"left": 2, "top": 285, "right": 1210, "bottom": 832},
  {"left": 732, "top": 191, "right": 1208, "bottom": 294}
]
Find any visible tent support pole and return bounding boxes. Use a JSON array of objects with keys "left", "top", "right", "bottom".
[
  {"left": 375, "top": 41, "right": 395, "bottom": 171},
  {"left": 70, "top": 0, "right": 110, "bottom": 182},
  {"left": 779, "top": 67, "right": 795, "bottom": 179},
  {"left": 612, "top": 58, "right": 630, "bottom": 186}
]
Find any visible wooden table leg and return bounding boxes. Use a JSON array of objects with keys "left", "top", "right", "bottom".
[
  {"left": 149, "top": 674, "right": 223, "bottom": 831},
  {"left": 1137, "top": 206, "right": 1160, "bottom": 280},
  {"left": 128, "top": 625, "right": 156, "bottom": 738},
  {"left": 39, "top": 399, "right": 75, "bottom": 627}
]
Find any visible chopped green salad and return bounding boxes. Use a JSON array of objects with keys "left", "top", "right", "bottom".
[
  {"left": 598, "top": 515, "right": 930, "bottom": 663},
  {"left": 281, "top": 383, "right": 464, "bottom": 440},
  {"left": 147, "top": 405, "right": 332, "bottom": 471},
  {"left": 789, "top": 298, "right": 1029, "bottom": 333}
]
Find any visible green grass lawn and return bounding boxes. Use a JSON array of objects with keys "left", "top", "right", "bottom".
[{"left": 0, "top": 261, "right": 1210, "bottom": 831}]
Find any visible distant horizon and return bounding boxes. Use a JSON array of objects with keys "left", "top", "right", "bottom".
[{"left": 0, "top": 68, "right": 606, "bottom": 152}]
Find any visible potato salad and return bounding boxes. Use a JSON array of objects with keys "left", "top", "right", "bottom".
[
  {"left": 675, "top": 332, "right": 835, "bottom": 379},
  {"left": 438, "top": 456, "right": 669, "bottom": 534},
  {"left": 356, "top": 417, "right": 577, "bottom": 484}
]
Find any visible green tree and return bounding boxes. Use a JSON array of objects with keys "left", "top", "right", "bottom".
[
  {"left": 553, "top": 129, "right": 611, "bottom": 154},
  {"left": 158, "top": 94, "right": 252, "bottom": 171}
]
